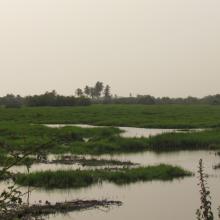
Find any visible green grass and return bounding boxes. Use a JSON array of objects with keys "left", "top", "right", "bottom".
[
  {"left": 0, "top": 123, "right": 124, "bottom": 154},
  {"left": 52, "top": 136, "right": 148, "bottom": 154},
  {"left": 0, "top": 104, "right": 220, "bottom": 155},
  {"left": 0, "top": 104, "right": 220, "bottom": 128},
  {"left": 15, "top": 164, "right": 192, "bottom": 189},
  {"left": 148, "top": 129, "right": 220, "bottom": 151},
  {"left": 1, "top": 123, "right": 220, "bottom": 155},
  {"left": 0, "top": 122, "right": 150, "bottom": 155}
]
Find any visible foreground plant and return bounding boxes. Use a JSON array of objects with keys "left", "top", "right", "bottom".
[
  {"left": 196, "top": 159, "right": 220, "bottom": 220},
  {"left": 196, "top": 159, "right": 213, "bottom": 220},
  {"left": 0, "top": 151, "right": 33, "bottom": 216},
  {"left": 0, "top": 142, "right": 123, "bottom": 219}
]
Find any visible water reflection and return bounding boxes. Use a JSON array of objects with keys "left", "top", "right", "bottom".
[
  {"left": 5, "top": 150, "right": 220, "bottom": 220},
  {"left": 2, "top": 123, "right": 219, "bottom": 220},
  {"left": 44, "top": 124, "right": 205, "bottom": 138}
]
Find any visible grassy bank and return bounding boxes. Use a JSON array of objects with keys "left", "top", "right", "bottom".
[
  {"left": 0, "top": 123, "right": 124, "bottom": 153},
  {"left": 0, "top": 123, "right": 149, "bottom": 155},
  {"left": 0, "top": 104, "right": 220, "bottom": 128},
  {"left": 148, "top": 129, "right": 220, "bottom": 151},
  {"left": 1, "top": 123, "right": 220, "bottom": 156},
  {"left": 15, "top": 165, "right": 192, "bottom": 189}
]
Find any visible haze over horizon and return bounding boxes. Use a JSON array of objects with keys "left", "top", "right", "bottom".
[{"left": 0, "top": 0, "right": 220, "bottom": 98}]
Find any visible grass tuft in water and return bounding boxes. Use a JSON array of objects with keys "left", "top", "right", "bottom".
[{"left": 15, "top": 164, "right": 192, "bottom": 189}]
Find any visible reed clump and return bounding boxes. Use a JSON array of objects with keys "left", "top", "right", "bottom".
[
  {"left": 15, "top": 164, "right": 192, "bottom": 189},
  {"left": 149, "top": 130, "right": 220, "bottom": 151}
]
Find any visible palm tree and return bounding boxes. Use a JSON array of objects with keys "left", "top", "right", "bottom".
[
  {"left": 104, "top": 85, "right": 111, "bottom": 100},
  {"left": 84, "top": 86, "right": 91, "bottom": 97},
  {"left": 94, "top": 81, "right": 104, "bottom": 99},
  {"left": 75, "top": 88, "right": 83, "bottom": 97}
]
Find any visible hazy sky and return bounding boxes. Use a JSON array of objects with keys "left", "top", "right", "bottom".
[{"left": 0, "top": 0, "right": 220, "bottom": 97}]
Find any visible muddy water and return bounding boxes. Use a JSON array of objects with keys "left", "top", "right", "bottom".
[
  {"left": 45, "top": 124, "right": 205, "bottom": 138},
  {"left": 3, "top": 125, "right": 219, "bottom": 220},
  {"left": 12, "top": 151, "right": 219, "bottom": 220}
]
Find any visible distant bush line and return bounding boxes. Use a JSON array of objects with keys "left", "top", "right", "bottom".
[
  {"left": 104, "top": 94, "right": 220, "bottom": 105},
  {"left": 0, "top": 90, "right": 91, "bottom": 108},
  {"left": 1, "top": 85, "right": 220, "bottom": 107}
]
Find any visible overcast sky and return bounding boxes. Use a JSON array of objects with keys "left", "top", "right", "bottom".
[{"left": 0, "top": 0, "right": 220, "bottom": 97}]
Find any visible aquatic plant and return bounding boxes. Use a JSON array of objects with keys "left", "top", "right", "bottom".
[
  {"left": 50, "top": 155, "right": 137, "bottom": 166},
  {"left": 15, "top": 164, "right": 192, "bottom": 189}
]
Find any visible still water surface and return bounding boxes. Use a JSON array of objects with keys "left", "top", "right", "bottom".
[
  {"left": 5, "top": 125, "right": 220, "bottom": 220},
  {"left": 45, "top": 124, "right": 204, "bottom": 138},
  {"left": 13, "top": 151, "right": 219, "bottom": 220}
]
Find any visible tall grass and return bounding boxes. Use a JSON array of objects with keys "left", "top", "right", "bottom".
[
  {"left": 15, "top": 164, "right": 192, "bottom": 189},
  {"left": 148, "top": 130, "right": 220, "bottom": 151},
  {"left": 53, "top": 136, "right": 149, "bottom": 154},
  {"left": 0, "top": 123, "right": 124, "bottom": 154},
  {"left": 1, "top": 123, "right": 220, "bottom": 155}
]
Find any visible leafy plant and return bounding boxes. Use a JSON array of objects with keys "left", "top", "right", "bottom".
[{"left": 0, "top": 142, "right": 51, "bottom": 217}]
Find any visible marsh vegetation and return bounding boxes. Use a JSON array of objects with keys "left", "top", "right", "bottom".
[
  {"left": 1, "top": 105, "right": 220, "bottom": 128},
  {"left": 15, "top": 165, "right": 191, "bottom": 189},
  {"left": 0, "top": 105, "right": 219, "bottom": 219}
]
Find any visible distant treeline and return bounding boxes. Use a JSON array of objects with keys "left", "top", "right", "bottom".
[
  {"left": 0, "top": 91, "right": 91, "bottom": 108},
  {"left": 1, "top": 81, "right": 220, "bottom": 107},
  {"left": 103, "top": 95, "right": 220, "bottom": 105},
  {"left": 75, "top": 82, "right": 220, "bottom": 105}
]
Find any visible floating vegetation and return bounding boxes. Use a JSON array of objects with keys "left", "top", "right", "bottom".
[
  {"left": 1, "top": 199, "right": 122, "bottom": 220},
  {"left": 15, "top": 164, "right": 192, "bottom": 189},
  {"left": 47, "top": 155, "right": 137, "bottom": 167}
]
